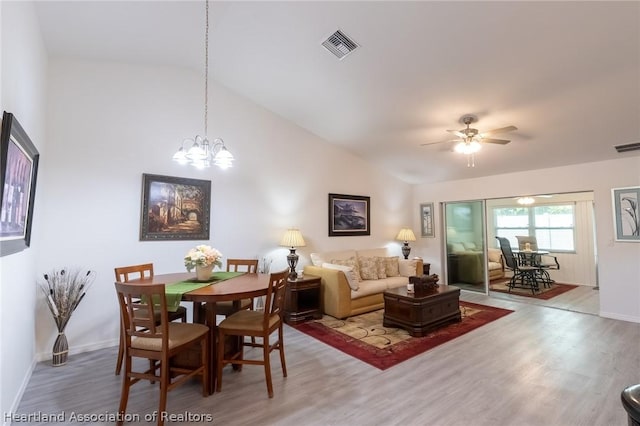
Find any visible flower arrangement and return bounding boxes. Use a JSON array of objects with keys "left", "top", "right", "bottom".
[
  {"left": 184, "top": 245, "right": 223, "bottom": 272},
  {"left": 38, "top": 267, "right": 96, "bottom": 366}
]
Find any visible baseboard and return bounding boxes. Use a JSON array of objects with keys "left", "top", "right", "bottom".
[
  {"left": 4, "top": 357, "right": 37, "bottom": 426},
  {"left": 599, "top": 311, "right": 640, "bottom": 324},
  {"left": 35, "top": 338, "right": 118, "bottom": 362}
]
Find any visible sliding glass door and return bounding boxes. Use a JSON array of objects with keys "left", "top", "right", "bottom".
[{"left": 443, "top": 200, "right": 488, "bottom": 294}]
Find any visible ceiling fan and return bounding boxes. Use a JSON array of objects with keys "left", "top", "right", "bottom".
[{"left": 421, "top": 115, "right": 517, "bottom": 167}]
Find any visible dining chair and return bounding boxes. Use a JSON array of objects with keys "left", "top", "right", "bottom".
[
  {"left": 215, "top": 258, "right": 259, "bottom": 317},
  {"left": 515, "top": 235, "right": 560, "bottom": 286},
  {"left": 114, "top": 264, "right": 187, "bottom": 375},
  {"left": 216, "top": 269, "right": 288, "bottom": 398},
  {"left": 496, "top": 237, "right": 542, "bottom": 294},
  {"left": 115, "top": 282, "right": 209, "bottom": 426}
]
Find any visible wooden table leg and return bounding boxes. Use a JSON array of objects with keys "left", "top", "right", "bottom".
[{"left": 204, "top": 302, "right": 217, "bottom": 394}]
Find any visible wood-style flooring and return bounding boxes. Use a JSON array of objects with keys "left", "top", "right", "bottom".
[{"left": 17, "top": 292, "right": 639, "bottom": 426}]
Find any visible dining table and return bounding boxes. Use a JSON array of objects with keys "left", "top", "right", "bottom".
[{"left": 116, "top": 271, "right": 270, "bottom": 394}]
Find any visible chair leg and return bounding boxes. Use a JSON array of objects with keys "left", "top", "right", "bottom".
[
  {"left": 263, "top": 334, "right": 273, "bottom": 398},
  {"left": 158, "top": 360, "right": 169, "bottom": 426},
  {"left": 115, "top": 323, "right": 124, "bottom": 375},
  {"left": 117, "top": 355, "right": 131, "bottom": 426},
  {"left": 278, "top": 326, "right": 287, "bottom": 378},
  {"left": 201, "top": 337, "right": 209, "bottom": 396}
]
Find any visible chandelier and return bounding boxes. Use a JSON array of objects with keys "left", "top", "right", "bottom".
[{"left": 173, "top": 0, "right": 234, "bottom": 170}]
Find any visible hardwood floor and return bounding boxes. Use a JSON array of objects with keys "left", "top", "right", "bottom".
[
  {"left": 17, "top": 293, "right": 639, "bottom": 426},
  {"left": 488, "top": 283, "right": 600, "bottom": 316}
]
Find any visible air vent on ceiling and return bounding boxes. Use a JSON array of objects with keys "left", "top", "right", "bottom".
[
  {"left": 321, "top": 29, "right": 359, "bottom": 60},
  {"left": 614, "top": 142, "right": 640, "bottom": 153}
]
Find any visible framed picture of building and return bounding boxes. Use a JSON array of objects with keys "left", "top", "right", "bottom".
[
  {"left": 612, "top": 186, "right": 640, "bottom": 242},
  {"left": 420, "top": 202, "right": 435, "bottom": 237},
  {"left": 328, "top": 193, "right": 370, "bottom": 236},
  {"left": 140, "top": 173, "right": 211, "bottom": 241},
  {"left": 0, "top": 112, "right": 40, "bottom": 256}
]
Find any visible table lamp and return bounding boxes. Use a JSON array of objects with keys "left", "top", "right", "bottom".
[
  {"left": 396, "top": 228, "right": 416, "bottom": 259},
  {"left": 280, "top": 228, "right": 306, "bottom": 280}
]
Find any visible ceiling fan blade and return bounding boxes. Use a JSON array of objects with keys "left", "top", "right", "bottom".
[
  {"left": 482, "top": 138, "right": 511, "bottom": 145},
  {"left": 447, "top": 130, "right": 466, "bottom": 138},
  {"left": 420, "top": 139, "right": 459, "bottom": 147},
  {"left": 479, "top": 125, "right": 517, "bottom": 137}
]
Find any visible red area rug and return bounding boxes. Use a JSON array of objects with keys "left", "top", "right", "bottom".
[
  {"left": 490, "top": 280, "right": 579, "bottom": 300},
  {"left": 293, "top": 301, "right": 513, "bottom": 370}
]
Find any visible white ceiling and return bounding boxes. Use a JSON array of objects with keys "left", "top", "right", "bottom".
[{"left": 34, "top": 1, "right": 640, "bottom": 184}]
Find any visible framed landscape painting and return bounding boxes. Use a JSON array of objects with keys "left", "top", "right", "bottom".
[
  {"left": 612, "top": 186, "right": 640, "bottom": 242},
  {"left": 328, "top": 193, "right": 370, "bottom": 236},
  {"left": 420, "top": 202, "right": 435, "bottom": 237},
  {"left": 140, "top": 173, "right": 211, "bottom": 241},
  {"left": 0, "top": 112, "right": 40, "bottom": 256}
]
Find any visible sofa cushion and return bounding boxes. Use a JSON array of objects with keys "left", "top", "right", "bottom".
[
  {"left": 375, "top": 256, "right": 387, "bottom": 279},
  {"left": 322, "top": 262, "right": 359, "bottom": 291},
  {"left": 331, "top": 256, "right": 362, "bottom": 281},
  {"left": 358, "top": 256, "right": 379, "bottom": 280},
  {"left": 463, "top": 242, "right": 478, "bottom": 250},
  {"left": 383, "top": 276, "right": 410, "bottom": 290},
  {"left": 311, "top": 250, "right": 357, "bottom": 266},
  {"left": 384, "top": 256, "right": 400, "bottom": 277},
  {"left": 449, "top": 242, "right": 466, "bottom": 252},
  {"left": 398, "top": 259, "right": 418, "bottom": 277},
  {"left": 351, "top": 279, "right": 388, "bottom": 299},
  {"left": 488, "top": 248, "right": 502, "bottom": 263}
]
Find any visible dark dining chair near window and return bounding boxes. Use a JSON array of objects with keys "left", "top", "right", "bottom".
[
  {"left": 496, "top": 237, "right": 543, "bottom": 294},
  {"left": 216, "top": 269, "right": 288, "bottom": 398},
  {"left": 114, "top": 264, "right": 187, "bottom": 375},
  {"left": 115, "top": 282, "right": 209, "bottom": 426}
]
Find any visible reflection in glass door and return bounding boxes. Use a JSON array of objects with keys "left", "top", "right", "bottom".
[{"left": 444, "top": 200, "right": 488, "bottom": 294}]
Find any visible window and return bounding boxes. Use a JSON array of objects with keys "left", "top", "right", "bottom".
[{"left": 493, "top": 204, "right": 575, "bottom": 251}]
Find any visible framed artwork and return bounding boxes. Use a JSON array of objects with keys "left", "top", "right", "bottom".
[
  {"left": 140, "top": 173, "right": 211, "bottom": 241},
  {"left": 328, "top": 193, "right": 370, "bottom": 236},
  {"left": 0, "top": 112, "right": 40, "bottom": 256},
  {"left": 420, "top": 202, "right": 435, "bottom": 237},
  {"left": 612, "top": 186, "right": 640, "bottom": 242}
]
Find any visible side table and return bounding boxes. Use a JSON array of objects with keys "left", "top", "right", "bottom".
[{"left": 283, "top": 274, "right": 322, "bottom": 325}]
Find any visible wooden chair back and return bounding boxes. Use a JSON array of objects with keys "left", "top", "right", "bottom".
[
  {"left": 226, "top": 259, "right": 259, "bottom": 273},
  {"left": 114, "top": 263, "right": 154, "bottom": 282},
  {"left": 115, "top": 282, "right": 169, "bottom": 351},
  {"left": 262, "top": 270, "right": 288, "bottom": 329}
]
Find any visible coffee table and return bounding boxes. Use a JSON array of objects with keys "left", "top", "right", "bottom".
[{"left": 383, "top": 285, "right": 461, "bottom": 337}]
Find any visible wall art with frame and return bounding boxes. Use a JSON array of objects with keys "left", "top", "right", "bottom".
[
  {"left": 420, "top": 202, "right": 435, "bottom": 237},
  {"left": 0, "top": 112, "right": 40, "bottom": 256},
  {"left": 140, "top": 173, "right": 211, "bottom": 241},
  {"left": 612, "top": 186, "right": 640, "bottom": 242},
  {"left": 328, "top": 193, "right": 370, "bottom": 236}
]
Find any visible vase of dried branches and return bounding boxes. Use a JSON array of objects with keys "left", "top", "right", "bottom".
[{"left": 39, "top": 268, "right": 96, "bottom": 367}]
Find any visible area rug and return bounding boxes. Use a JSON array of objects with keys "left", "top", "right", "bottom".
[
  {"left": 293, "top": 301, "right": 513, "bottom": 370},
  {"left": 490, "top": 279, "right": 578, "bottom": 300}
]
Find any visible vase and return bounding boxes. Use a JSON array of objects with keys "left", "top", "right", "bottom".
[
  {"left": 196, "top": 264, "right": 214, "bottom": 281},
  {"left": 52, "top": 331, "right": 68, "bottom": 367}
]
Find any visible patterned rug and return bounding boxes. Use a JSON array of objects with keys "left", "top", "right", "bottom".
[
  {"left": 293, "top": 301, "right": 513, "bottom": 370},
  {"left": 490, "top": 279, "right": 579, "bottom": 300}
]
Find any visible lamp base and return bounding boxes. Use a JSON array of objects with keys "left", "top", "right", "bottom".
[
  {"left": 287, "top": 248, "right": 299, "bottom": 280},
  {"left": 401, "top": 243, "right": 411, "bottom": 260}
]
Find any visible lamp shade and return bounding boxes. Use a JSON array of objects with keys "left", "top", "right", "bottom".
[
  {"left": 396, "top": 228, "right": 416, "bottom": 242},
  {"left": 280, "top": 228, "right": 306, "bottom": 248}
]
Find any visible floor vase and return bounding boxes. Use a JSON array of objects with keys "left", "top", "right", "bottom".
[
  {"left": 196, "top": 264, "right": 214, "bottom": 281},
  {"left": 52, "top": 331, "right": 68, "bottom": 366}
]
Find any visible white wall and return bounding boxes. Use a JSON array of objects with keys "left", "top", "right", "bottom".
[
  {"left": 37, "top": 58, "right": 413, "bottom": 359},
  {"left": 412, "top": 157, "right": 640, "bottom": 323},
  {"left": 0, "top": 0, "right": 48, "bottom": 421}
]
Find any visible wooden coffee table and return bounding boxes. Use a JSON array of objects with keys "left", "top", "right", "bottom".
[{"left": 383, "top": 285, "right": 461, "bottom": 337}]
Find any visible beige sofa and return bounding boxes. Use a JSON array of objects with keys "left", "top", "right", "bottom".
[{"left": 303, "top": 248, "right": 423, "bottom": 319}]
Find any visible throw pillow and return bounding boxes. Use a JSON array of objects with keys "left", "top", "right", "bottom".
[
  {"left": 358, "top": 256, "right": 379, "bottom": 280},
  {"left": 331, "top": 257, "right": 362, "bottom": 281},
  {"left": 384, "top": 256, "right": 400, "bottom": 277},
  {"left": 463, "top": 242, "right": 478, "bottom": 250},
  {"left": 398, "top": 259, "right": 417, "bottom": 277},
  {"left": 374, "top": 256, "right": 387, "bottom": 279},
  {"left": 322, "top": 262, "right": 359, "bottom": 291},
  {"left": 449, "top": 242, "right": 466, "bottom": 252}
]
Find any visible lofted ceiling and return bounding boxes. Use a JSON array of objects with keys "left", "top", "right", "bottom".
[{"left": 34, "top": 1, "right": 640, "bottom": 184}]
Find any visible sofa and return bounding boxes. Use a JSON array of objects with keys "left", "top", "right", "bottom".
[
  {"left": 303, "top": 248, "right": 423, "bottom": 319},
  {"left": 447, "top": 242, "right": 504, "bottom": 284}
]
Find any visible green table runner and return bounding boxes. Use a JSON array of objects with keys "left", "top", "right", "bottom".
[{"left": 164, "top": 271, "right": 245, "bottom": 312}]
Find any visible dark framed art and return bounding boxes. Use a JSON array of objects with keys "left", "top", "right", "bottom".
[
  {"left": 420, "top": 202, "right": 435, "bottom": 238},
  {"left": 140, "top": 173, "right": 211, "bottom": 241},
  {"left": 328, "top": 193, "right": 370, "bottom": 236},
  {"left": 612, "top": 186, "right": 640, "bottom": 242},
  {"left": 1, "top": 112, "right": 40, "bottom": 256}
]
